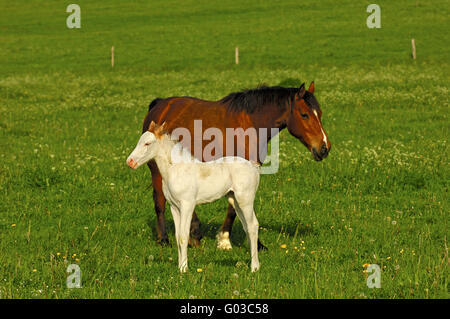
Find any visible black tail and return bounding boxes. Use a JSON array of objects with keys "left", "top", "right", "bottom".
[{"left": 148, "top": 98, "right": 162, "bottom": 112}]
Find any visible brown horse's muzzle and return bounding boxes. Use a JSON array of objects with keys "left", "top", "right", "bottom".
[{"left": 312, "top": 144, "right": 331, "bottom": 161}]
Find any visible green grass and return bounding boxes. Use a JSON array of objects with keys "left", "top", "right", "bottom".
[{"left": 0, "top": 0, "right": 448, "bottom": 298}]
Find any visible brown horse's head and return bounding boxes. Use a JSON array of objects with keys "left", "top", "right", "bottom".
[{"left": 287, "top": 82, "right": 331, "bottom": 161}]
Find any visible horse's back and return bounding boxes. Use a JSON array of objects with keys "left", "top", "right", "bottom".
[
  {"left": 143, "top": 96, "right": 225, "bottom": 132},
  {"left": 143, "top": 96, "right": 264, "bottom": 163},
  {"left": 167, "top": 158, "right": 259, "bottom": 205},
  {"left": 205, "top": 158, "right": 260, "bottom": 196}
]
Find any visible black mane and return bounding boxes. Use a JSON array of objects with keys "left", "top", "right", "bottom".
[{"left": 219, "top": 85, "right": 320, "bottom": 114}]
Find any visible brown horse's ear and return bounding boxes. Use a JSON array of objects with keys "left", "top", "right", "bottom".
[
  {"left": 149, "top": 121, "right": 156, "bottom": 132},
  {"left": 308, "top": 81, "right": 315, "bottom": 93},
  {"left": 296, "top": 83, "right": 306, "bottom": 100}
]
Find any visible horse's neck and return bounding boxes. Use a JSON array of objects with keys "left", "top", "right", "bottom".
[
  {"left": 153, "top": 137, "right": 177, "bottom": 179},
  {"left": 250, "top": 103, "right": 288, "bottom": 141}
]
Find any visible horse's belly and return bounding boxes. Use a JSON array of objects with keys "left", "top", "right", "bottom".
[{"left": 195, "top": 173, "right": 231, "bottom": 204}]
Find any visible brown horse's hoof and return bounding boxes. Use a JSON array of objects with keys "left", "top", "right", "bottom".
[
  {"left": 188, "top": 237, "right": 202, "bottom": 248},
  {"left": 158, "top": 238, "right": 170, "bottom": 246}
]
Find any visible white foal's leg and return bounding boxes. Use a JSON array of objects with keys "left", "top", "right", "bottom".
[
  {"left": 170, "top": 205, "right": 181, "bottom": 261},
  {"left": 178, "top": 201, "right": 195, "bottom": 273},
  {"left": 216, "top": 195, "right": 235, "bottom": 251},
  {"left": 233, "top": 194, "right": 260, "bottom": 272}
]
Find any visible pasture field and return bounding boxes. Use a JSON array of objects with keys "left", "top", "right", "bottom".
[{"left": 0, "top": 0, "right": 449, "bottom": 298}]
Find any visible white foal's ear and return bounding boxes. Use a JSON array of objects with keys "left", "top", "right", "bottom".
[
  {"left": 149, "top": 121, "right": 156, "bottom": 132},
  {"left": 154, "top": 121, "right": 168, "bottom": 138}
]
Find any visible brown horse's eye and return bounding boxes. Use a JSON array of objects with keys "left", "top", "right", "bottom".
[{"left": 300, "top": 113, "right": 309, "bottom": 120}]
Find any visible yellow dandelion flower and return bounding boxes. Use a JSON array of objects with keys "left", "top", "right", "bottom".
[
  {"left": 285, "top": 250, "right": 289, "bottom": 254},
  {"left": 56, "top": 252, "right": 61, "bottom": 256},
  {"left": 197, "top": 268, "right": 203, "bottom": 273},
  {"left": 32, "top": 269, "right": 37, "bottom": 273},
  {"left": 400, "top": 249, "right": 404, "bottom": 254},
  {"left": 75, "top": 258, "right": 80, "bottom": 262},
  {"left": 294, "top": 246, "right": 298, "bottom": 250},
  {"left": 363, "top": 263, "right": 370, "bottom": 268},
  {"left": 280, "top": 244, "right": 287, "bottom": 249},
  {"left": 386, "top": 256, "right": 391, "bottom": 260},
  {"left": 11, "top": 224, "right": 16, "bottom": 227}
]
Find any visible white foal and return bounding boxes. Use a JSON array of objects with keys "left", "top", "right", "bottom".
[{"left": 127, "top": 121, "right": 261, "bottom": 272}]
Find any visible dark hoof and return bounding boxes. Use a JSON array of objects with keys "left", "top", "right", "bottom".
[
  {"left": 158, "top": 238, "right": 170, "bottom": 246},
  {"left": 188, "top": 237, "right": 202, "bottom": 248},
  {"left": 258, "top": 240, "right": 268, "bottom": 251}
]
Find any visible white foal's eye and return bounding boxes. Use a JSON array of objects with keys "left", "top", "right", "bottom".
[{"left": 144, "top": 142, "right": 151, "bottom": 146}]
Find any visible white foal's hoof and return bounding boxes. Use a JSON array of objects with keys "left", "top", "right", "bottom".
[
  {"left": 179, "top": 265, "right": 188, "bottom": 273},
  {"left": 216, "top": 231, "right": 232, "bottom": 250},
  {"left": 251, "top": 264, "right": 260, "bottom": 272}
]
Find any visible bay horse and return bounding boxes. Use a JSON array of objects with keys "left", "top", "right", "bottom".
[
  {"left": 127, "top": 122, "right": 262, "bottom": 272},
  {"left": 141, "top": 82, "right": 331, "bottom": 249}
]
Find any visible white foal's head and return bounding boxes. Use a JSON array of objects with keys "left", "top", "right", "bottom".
[{"left": 126, "top": 121, "right": 167, "bottom": 169}]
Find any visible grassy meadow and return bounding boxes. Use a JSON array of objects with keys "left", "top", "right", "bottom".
[{"left": 0, "top": 0, "right": 448, "bottom": 298}]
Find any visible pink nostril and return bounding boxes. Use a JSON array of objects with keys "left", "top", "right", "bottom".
[{"left": 127, "top": 158, "right": 137, "bottom": 169}]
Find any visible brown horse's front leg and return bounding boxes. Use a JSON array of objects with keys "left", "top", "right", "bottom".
[
  {"left": 217, "top": 204, "right": 236, "bottom": 250},
  {"left": 189, "top": 212, "right": 202, "bottom": 248},
  {"left": 148, "top": 161, "right": 169, "bottom": 245},
  {"left": 218, "top": 204, "right": 267, "bottom": 251}
]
